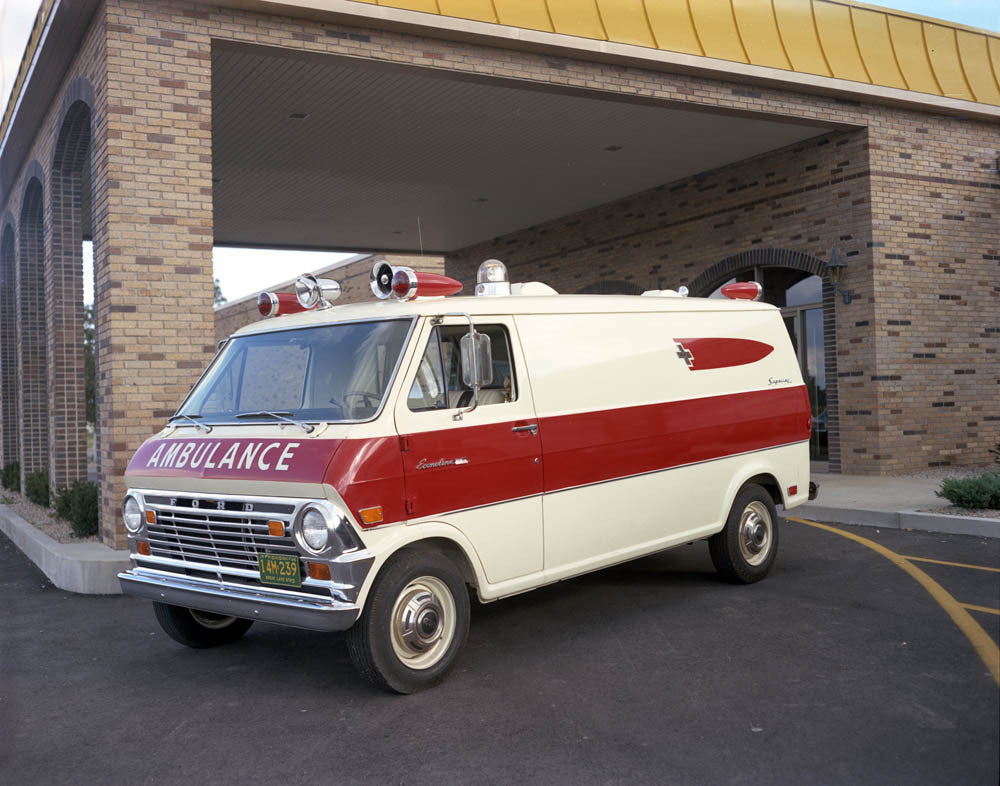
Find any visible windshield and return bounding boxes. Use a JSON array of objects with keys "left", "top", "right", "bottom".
[{"left": 177, "top": 319, "right": 413, "bottom": 423}]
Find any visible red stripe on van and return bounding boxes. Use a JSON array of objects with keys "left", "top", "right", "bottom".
[
  {"left": 674, "top": 337, "right": 773, "bottom": 370},
  {"left": 538, "top": 386, "right": 810, "bottom": 493}
]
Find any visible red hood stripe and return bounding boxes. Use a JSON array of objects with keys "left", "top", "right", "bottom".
[{"left": 126, "top": 437, "right": 343, "bottom": 484}]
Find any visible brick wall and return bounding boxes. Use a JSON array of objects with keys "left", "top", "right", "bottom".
[{"left": 213, "top": 253, "right": 444, "bottom": 343}]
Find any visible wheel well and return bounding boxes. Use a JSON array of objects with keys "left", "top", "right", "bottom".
[
  {"left": 745, "top": 474, "right": 784, "bottom": 507},
  {"left": 397, "top": 538, "right": 478, "bottom": 590}
]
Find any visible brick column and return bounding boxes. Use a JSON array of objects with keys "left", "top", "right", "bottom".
[{"left": 95, "top": 0, "right": 215, "bottom": 547}]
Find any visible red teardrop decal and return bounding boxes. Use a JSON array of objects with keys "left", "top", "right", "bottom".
[{"left": 673, "top": 338, "right": 774, "bottom": 371}]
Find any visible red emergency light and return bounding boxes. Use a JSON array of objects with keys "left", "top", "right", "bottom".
[
  {"left": 257, "top": 291, "right": 312, "bottom": 317},
  {"left": 371, "top": 261, "right": 462, "bottom": 301},
  {"left": 720, "top": 282, "right": 763, "bottom": 301}
]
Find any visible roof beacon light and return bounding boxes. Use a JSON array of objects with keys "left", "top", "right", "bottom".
[
  {"left": 295, "top": 274, "right": 341, "bottom": 310},
  {"left": 721, "top": 281, "right": 763, "bottom": 301},
  {"left": 370, "top": 261, "right": 396, "bottom": 299},
  {"left": 257, "top": 291, "right": 312, "bottom": 317},
  {"left": 476, "top": 259, "right": 510, "bottom": 297},
  {"left": 391, "top": 267, "right": 463, "bottom": 301}
]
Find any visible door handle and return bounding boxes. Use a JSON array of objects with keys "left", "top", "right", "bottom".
[{"left": 512, "top": 424, "right": 538, "bottom": 435}]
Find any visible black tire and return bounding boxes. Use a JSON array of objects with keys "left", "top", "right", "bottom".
[
  {"left": 346, "top": 549, "right": 470, "bottom": 694},
  {"left": 709, "top": 483, "right": 779, "bottom": 584},
  {"left": 152, "top": 602, "right": 254, "bottom": 648}
]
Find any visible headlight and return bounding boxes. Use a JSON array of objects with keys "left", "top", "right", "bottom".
[
  {"left": 123, "top": 495, "right": 143, "bottom": 533},
  {"left": 300, "top": 507, "right": 330, "bottom": 552}
]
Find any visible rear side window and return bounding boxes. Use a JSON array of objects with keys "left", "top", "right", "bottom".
[{"left": 407, "top": 324, "right": 516, "bottom": 412}]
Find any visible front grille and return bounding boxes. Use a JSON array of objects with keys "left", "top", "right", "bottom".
[{"left": 143, "top": 494, "right": 298, "bottom": 572}]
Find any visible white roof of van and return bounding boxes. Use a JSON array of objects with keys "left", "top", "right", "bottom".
[{"left": 233, "top": 290, "right": 775, "bottom": 337}]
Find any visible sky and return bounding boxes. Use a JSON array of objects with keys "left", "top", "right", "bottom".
[{"left": 3, "top": 0, "right": 999, "bottom": 305}]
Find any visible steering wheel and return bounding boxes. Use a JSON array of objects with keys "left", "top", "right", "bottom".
[{"left": 342, "top": 390, "right": 380, "bottom": 410}]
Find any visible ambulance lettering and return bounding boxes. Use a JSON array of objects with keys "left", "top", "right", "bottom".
[{"left": 140, "top": 441, "right": 303, "bottom": 473}]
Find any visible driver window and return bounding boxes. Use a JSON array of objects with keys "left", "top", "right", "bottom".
[
  {"left": 407, "top": 330, "right": 447, "bottom": 411},
  {"left": 407, "top": 324, "right": 516, "bottom": 412}
]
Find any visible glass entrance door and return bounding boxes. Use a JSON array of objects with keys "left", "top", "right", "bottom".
[{"left": 783, "top": 307, "right": 827, "bottom": 461}]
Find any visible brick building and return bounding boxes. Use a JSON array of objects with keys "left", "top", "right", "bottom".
[{"left": 0, "top": 0, "right": 997, "bottom": 547}]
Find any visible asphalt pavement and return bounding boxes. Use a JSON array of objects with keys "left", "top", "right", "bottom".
[{"left": 1, "top": 519, "right": 997, "bottom": 785}]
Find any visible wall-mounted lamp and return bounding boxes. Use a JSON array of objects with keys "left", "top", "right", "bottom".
[{"left": 827, "top": 245, "right": 853, "bottom": 304}]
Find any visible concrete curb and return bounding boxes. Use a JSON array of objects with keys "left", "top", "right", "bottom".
[
  {"left": 792, "top": 504, "right": 1000, "bottom": 538},
  {"left": 0, "top": 506, "right": 129, "bottom": 594}
]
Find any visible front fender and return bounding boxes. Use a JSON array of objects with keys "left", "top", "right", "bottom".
[{"left": 350, "top": 520, "right": 490, "bottom": 611}]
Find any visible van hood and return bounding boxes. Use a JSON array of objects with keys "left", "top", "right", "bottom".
[{"left": 125, "top": 427, "right": 347, "bottom": 485}]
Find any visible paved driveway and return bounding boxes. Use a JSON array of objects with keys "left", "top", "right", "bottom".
[{"left": 1, "top": 518, "right": 997, "bottom": 785}]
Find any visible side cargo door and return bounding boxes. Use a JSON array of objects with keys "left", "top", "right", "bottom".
[{"left": 393, "top": 316, "right": 544, "bottom": 584}]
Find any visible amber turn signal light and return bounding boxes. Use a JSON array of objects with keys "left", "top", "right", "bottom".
[
  {"left": 145, "top": 509, "right": 156, "bottom": 524},
  {"left": 307, "top": 562, "right": 331, "bottom": 581},
  {"left": 137, "top": 541, "right": 150, "bottom": 556},
  {"left": 359, "top": 506, "right": 383, "bottom": 526},
  {"left": 267, "top": 520, "right": 284, "bottom": 537}
]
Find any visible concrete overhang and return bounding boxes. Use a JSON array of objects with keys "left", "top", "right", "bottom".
[{"left": 211, "top": 40, "right": 838, "bottom": 253}]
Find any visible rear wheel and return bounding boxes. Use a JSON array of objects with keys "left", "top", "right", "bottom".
[
  {"left": 709, "top": 483, "right": 779, "bottom": 584},
  {"left": 153, "top": 602, "right": 253, "bottom": 648},
  {"left": 346, "top": 550, "right": 470, "bottom": 694}
]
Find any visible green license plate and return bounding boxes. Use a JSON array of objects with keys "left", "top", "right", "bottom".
[{"left": 259, "top": 553, "right": 301, "bottom": 588}]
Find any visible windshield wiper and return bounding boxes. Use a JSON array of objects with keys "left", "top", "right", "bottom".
[
  {"left": 235, "top": 410, "right": 314, "bottom": 433},
  {"left": 167, "top": 414, "right": 212, "bottom": 433}
]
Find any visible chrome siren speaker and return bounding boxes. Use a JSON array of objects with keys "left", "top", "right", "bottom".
[{"left": 370, "top": 261, "right": 396, "bottom": 299}]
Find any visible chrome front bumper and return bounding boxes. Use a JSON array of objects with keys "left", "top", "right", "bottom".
[{"left": 118, "top": 568, "right": 361, "bottom": 632}]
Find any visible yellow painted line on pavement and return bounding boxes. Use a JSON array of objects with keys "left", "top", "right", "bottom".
[
  {"left": 901, "top": 555, "right": 1000, "bottom": 574},
  {"left": 961, "top": 603, "right": 1000, "bottom": 617},
  {"left": 786, "top": 515, "right": 1000, "bottom": 685}
]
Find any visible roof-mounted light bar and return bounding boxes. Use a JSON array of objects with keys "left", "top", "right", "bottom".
[
  {"left": 370, "top": 261, "right": 462, "bottom": 301},
  {"left": 721, "top": 281, "right": 763, "bottom": 301},
  {"left": 475, "top": 259, "right": 510, "bottom": 296},
  {"left": 257, "top": 291, "right": 311, "bottom": 317},
  {"left": 256, "top": 273, "right": 342, "bottom": 318},
  {"left": 295, "top": 274, "right": 341, "bottom": 310}
]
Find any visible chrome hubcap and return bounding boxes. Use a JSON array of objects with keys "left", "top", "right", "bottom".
[
  {"left": 189, "top": 609, "right": 238, "bottom": 629},
  {"left": 390, "top": 576, "right": 456, "bottom": 670},
  {"left": 739, "top": 502, "right": 772, "bottom": 566}
]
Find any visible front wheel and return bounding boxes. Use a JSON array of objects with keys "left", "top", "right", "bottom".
[
  {"left": 709, "top": 483, "right": 779, "bottom": 584},
  {"left": 346, "top": 550, "right": 470, "bottom": 694},
  {"left": 152, "top": 602, "right": 254, "bottom": 648}
]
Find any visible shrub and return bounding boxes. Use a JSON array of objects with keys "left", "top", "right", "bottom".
[
  {"left": 936, "top": 472, "right": 1000, "bottom": 510},
  {"left": 1, "top": 461, "right": 19, "bottom": 492},
  {"left": 54, "top": 480, "right": 99, "bottom": 538},
  {"left": 24, "top": 470, "right": 50, "bottom": 507}
]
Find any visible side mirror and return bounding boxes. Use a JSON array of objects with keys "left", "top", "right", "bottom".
[{"left": 460, "top": 331, "right": 493, "bottom": 388}]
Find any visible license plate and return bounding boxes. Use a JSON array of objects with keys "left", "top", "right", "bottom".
[{"left": 259, "top": 553, "right": 301, "bottom": 588}]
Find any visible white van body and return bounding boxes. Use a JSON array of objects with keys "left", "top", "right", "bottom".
[{"left": 119, "top": 282, "right": 811, "bottom": 691}]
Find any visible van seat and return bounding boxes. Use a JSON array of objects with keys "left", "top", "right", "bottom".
[{"left": 448, "top": 387, "right": 508, "bottom": 407}]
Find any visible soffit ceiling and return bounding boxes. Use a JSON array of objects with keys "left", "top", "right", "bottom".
[{"left": 212, "top": 44, "right": 832, "bottom": 253}]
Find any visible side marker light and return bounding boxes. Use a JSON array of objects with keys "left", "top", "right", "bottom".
[{"left": 359, "top": 506, "right": 383, "bottom": 526}]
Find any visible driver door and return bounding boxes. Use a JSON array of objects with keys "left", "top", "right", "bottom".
[{"left": 394, "top": 316, "right": 543, "bottom": 584}]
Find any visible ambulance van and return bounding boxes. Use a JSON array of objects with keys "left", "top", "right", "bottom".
[{"left": 118, "top": 260, "right": 814, "bottom": 693}]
